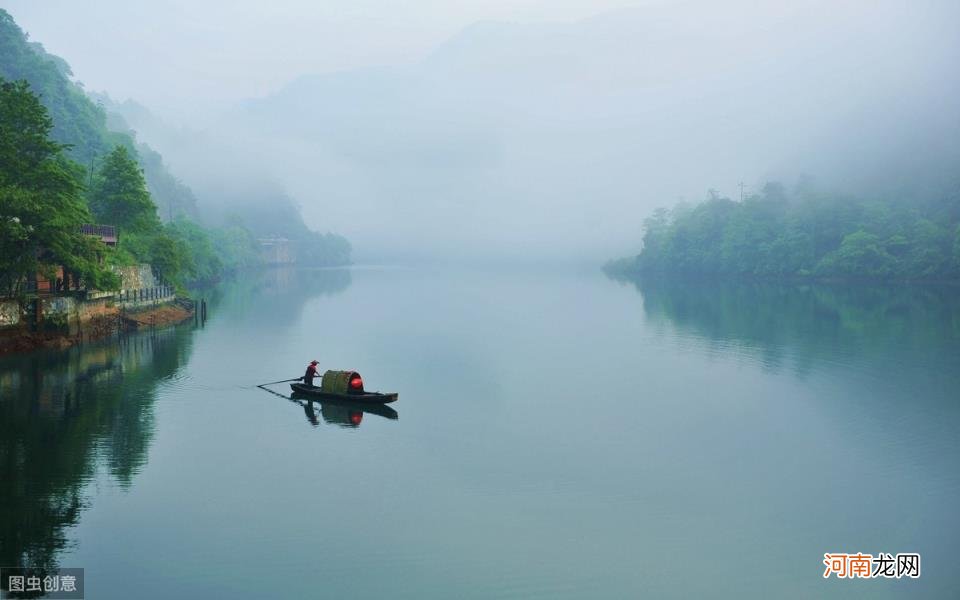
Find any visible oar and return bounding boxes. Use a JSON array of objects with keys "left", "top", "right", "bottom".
[
  {"left": 257, "top": 377, "right": 302, "bottom": 388},
  {"left": 258, "top": 385, "right": 294, "bottom": 400}
]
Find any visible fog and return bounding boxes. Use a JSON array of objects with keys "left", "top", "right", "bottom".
[{"left": 7, "top": 0, "right": 960, "bottom": 263}]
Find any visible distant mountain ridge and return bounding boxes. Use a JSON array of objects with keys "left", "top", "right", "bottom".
[
  {"left": 0, "top": 9, "right": 199, "bottom": 222},
  {"left": 229, "top": 1, "right": 960, "bottom": 261},
  {"left": 100, "top": 94, "right": 350, "bottom": 263},
  {"left": 0, "top": 8, "right": 349, "bottom": 266}
]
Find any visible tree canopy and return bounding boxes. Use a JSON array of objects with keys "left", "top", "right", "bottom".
[
  {"left": 1, "top": 8, "right": 350, "bottom": 296},
  {"left": 0, "top": 9, "right": 126, "bottom": 166},
  {"left": 0, "top": 78, "right": 118, "bottom": 294},
  {"left": 609, "top": 181, "right": 960, "bottom": 282},
  {"left": 88, "top": 145, "right": 160, "bottom": 233}
]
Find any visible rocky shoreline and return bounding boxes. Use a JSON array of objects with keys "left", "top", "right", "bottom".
[{"left": 0, "top": 300, "right": 195, "bottom": 357}]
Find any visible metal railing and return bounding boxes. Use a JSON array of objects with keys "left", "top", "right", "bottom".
[
  {"left": 120, "top": 286, "right": 175, "bottom": 304},
  {"left": 79, "top": 224, "right": 118, "bottom": 244}
]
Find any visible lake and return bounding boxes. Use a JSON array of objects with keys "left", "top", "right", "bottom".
[{"left": 1, "top": 267, "right": 958, "bottom": 598}]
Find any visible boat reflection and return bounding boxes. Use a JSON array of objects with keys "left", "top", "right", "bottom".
[{"left": 291, "top": 396, "right": 399, "bottom": 428}]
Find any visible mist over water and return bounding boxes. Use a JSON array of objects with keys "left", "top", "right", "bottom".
[
  {"left": 7, "top": 0, "right": 959, "bottom": 263},
  {"left": 2, "top": 1, "right": 959, "bottom": 597},
  {"left": 2, "top": 268, "right": 959, "bottom": 598}
]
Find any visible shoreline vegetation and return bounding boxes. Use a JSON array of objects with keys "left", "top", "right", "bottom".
[
  {"left": 606, "top": 181, "right": 960, "bottom": 283},
  {"left": 0, "top": 9, "right": 352, "bottom": 355},
  {"left": 0, "top": 8, "right": 350, "bottom": 298}
]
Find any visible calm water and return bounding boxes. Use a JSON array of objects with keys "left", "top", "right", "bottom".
[{"left": 1, "top": 267, "right": 959, "bottom": 598}]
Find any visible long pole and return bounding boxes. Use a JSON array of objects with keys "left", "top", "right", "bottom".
[{"left": 257, "top": 377, "right": 302, "bottom": 387}]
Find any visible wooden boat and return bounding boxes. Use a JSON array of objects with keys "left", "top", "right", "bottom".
[{"left": 290, "top": 382, "right": 398, "bottom": 404}]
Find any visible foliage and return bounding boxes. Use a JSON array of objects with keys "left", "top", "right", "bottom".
[
  {"left": 1, "top": 10, "right": 199, "bottom": 228},
  {"left": 299, "top": 231, "right": 353, "bottom": 266},
  {"left": 1, "top": 9, "right": 350, "bottom": 291},
  {"left": 148, "top": 232, "right": 194, "bottom": 288},
  {"left": 76, "top": 139, "right": 259, "bottom": 290},
  {"left": 610, "top": 181, "right": 960, "bottom": 282},
  {"left": 208, "top": 222, "right": 262, "bottom": 272},
  {"left": 0, "top": 78, "right": 118, "bottom": 295},
  {"left": 163, "top": 218, "right": 219, "bottom": 283},
  {"left": 0, "top": 9, "right": 128, "bottom": 166},
  {"left": 214, "top": 192, "right": 352, "bottom": 266},
  {"left": 88, "top": 145, "right": 160, "bottom": 233},
  {"left": 135, "top": 142, "right": 199, "bottom": 221},
  {"left": 114, "top": 218, "right": 265, "bottom": 289}
]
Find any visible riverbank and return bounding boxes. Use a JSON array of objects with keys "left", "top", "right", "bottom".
[
  {"left": 0, "top": 300, "right": 194, "bottom": 357},
  {"left": 121, "top": 303, "right": 194, "bottom": 328}
]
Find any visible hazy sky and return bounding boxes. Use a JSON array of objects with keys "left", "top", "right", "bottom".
[
  {"left": 5, "top": 0, "right": 958, "bottom": 263},
  {"left": 4, "top": 0, "right": 645, "bottom": 119}
]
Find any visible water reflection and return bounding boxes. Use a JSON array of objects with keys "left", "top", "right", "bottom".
[
  {"left": 202, "top": 267, "right": 352, "bottom": 328},
  {"left": 257, "top": 381, "right": 400, "bottom": 428},
  {"left": 0, "top": 325, "right": 196, "bottom": 585},
  {"left": 609, "top": 274, "right": 960, "bottom": 524},
  {"left": 609, "top": 274, "right": 960, "bottom": 380},
  {"left": 294, "top": 397, "right": 399, "bottom": 428}
]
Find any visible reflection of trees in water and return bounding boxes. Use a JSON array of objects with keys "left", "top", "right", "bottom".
[
  {"left": 0, "top": 325, "right": 195, "bottom": 580},
  {"left": 202, "top": 267, "right": 352, "bottom": 328},
  {"left": 613, "top": 276, "right": 960, "bottom": 497},
  {"left": 250, "top": 266, "right": 352, "bottom": 298},
  {"left": 611, "top": 274, "right": 960, "bottom": 377}
]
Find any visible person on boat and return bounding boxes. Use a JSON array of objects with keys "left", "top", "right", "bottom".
[{"left": 303, "top": 360, "right": 320, "bottom": 387}]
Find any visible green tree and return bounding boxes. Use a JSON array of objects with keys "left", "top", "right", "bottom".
[
  {"left": 148, "top": 234, "right": 193, "bottom": 288},
  {"left": 2, "top": 9, "right": 346, "bottom": 284},
  {"left": 88, "top": 145, "right": 159, "bottom": 233},
  {"left": 164, "top": 218, "right": 221, "bottom": 283},
  {"left": 614, "top": 179, "right": 960, "bottom": 282},
  {"left": 0, "top": 9, "right": 128, "bottom": 166},
  {"left": 0, "top": 78, "right": 117, "bottom": 294},
  {"left": 209, "top": 221, "right": 262, "bottom": 272},
  {"left": 815, "top": 230, "right": 896, "bottom": 278}
]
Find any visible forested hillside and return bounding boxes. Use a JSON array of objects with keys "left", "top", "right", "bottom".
[
  {"left": 0, "top": 10, "right": 197, "bottom": 221},
  {"left": 100, "top": 95, "right": 351, "bottom": 266},
  {"left": 608, "top": 181, "right": 960, "bottom": 282},
  {"left": 0, "top": 9, "right": 349, "bottom": 291}
]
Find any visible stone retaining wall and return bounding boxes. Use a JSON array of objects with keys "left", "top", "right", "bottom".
[
  {"left": 1, "top": 264, "right": 174, "bottom": 333},
  {"left": 114, "top": 264, "right": 158, "bottom": 291}
]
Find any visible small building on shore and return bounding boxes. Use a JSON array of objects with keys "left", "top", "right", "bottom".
[{"left": 259, "top": 237, "right": 295, "bottom": 265}]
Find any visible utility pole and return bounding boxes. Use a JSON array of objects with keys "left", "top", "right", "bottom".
[{"left": 738, "top": 181, "right": 745, "bottom": 202}]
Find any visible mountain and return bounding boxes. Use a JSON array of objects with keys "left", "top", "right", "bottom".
[
  {"left": 0, "top": 9, "right": 198, "bottom": 222},
  {"left": 101, "top": 96, "right": 350, "bottom": 264},
  {"left": 230, "top": 0, "right": 960, "bottom": 262},
  {"left": 1, "top": 8, "right": 349, "bottom": 266}
]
